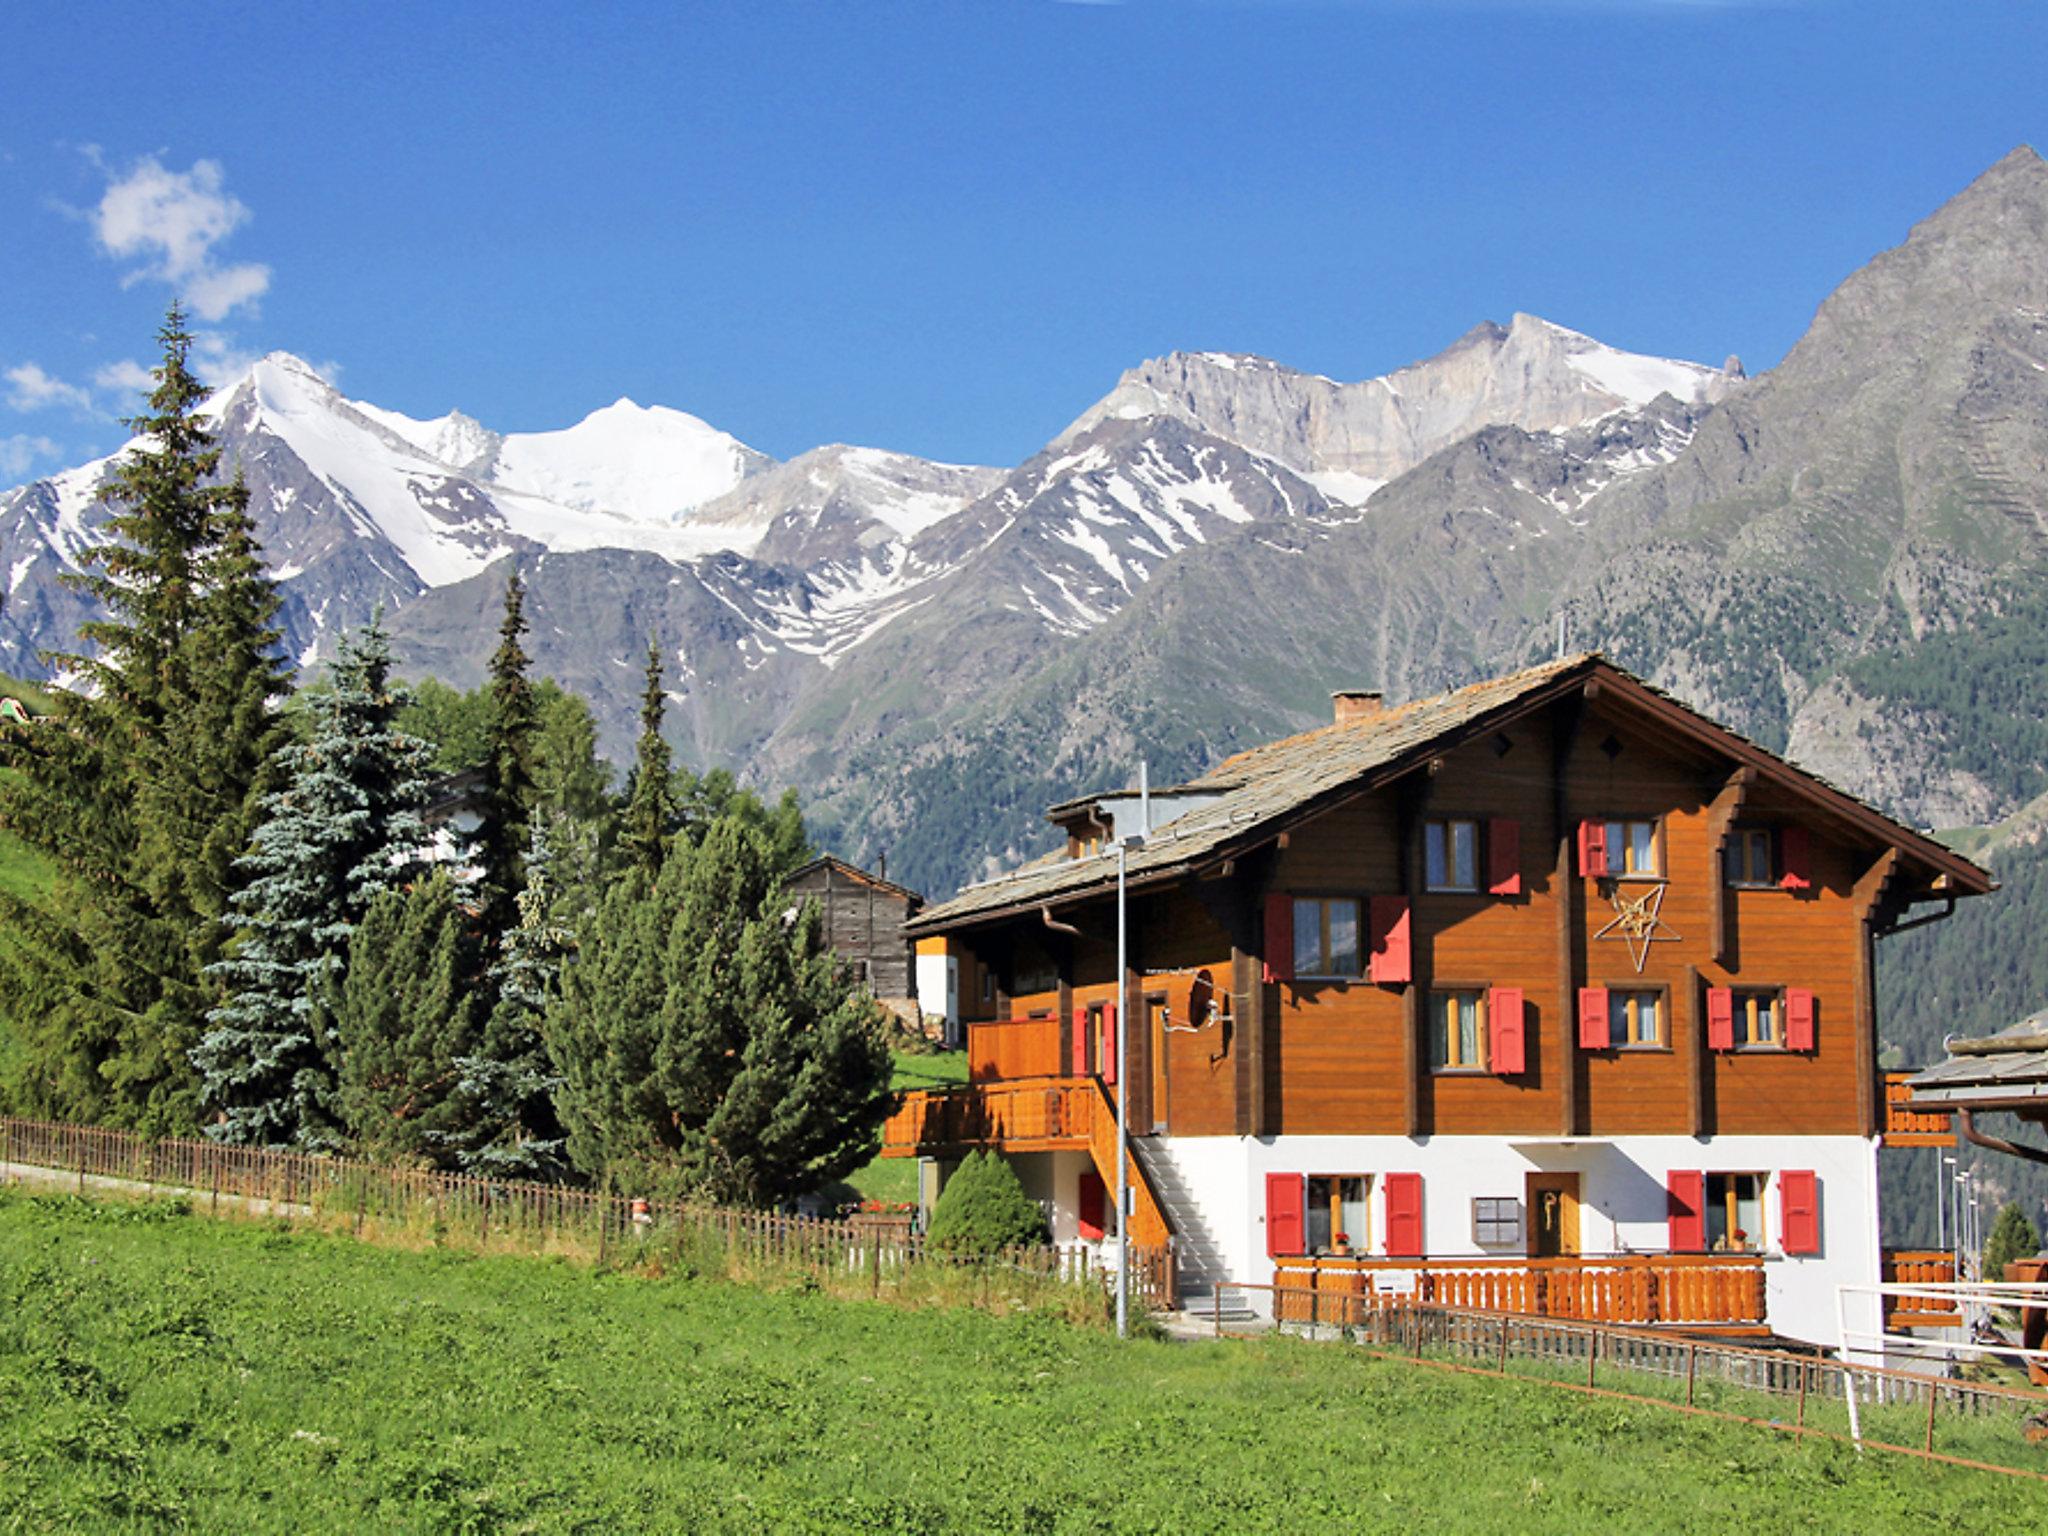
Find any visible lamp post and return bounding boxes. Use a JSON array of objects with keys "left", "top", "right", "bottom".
[{"left": 1113, "top": 763, "right": 1149, "bottom": 1342}]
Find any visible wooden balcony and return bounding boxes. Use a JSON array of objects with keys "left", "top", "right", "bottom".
[
  {"left": 880, "top": 1075, "right": 1174, "bottom": 1249},
  {"left": 1272, "top": 1253, "right": 1769, "bottom": 1331},
  {"left": 1881, "top": 1249, "right": 1962, "bottom": 1329},
  {"left": 968, "top": 1015, "right": 1063, "bottom": 1081},
  {"left": 1883, "top": 1071, "right": 1956, "bottom": 1146}
]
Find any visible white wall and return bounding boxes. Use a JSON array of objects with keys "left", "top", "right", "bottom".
[
  {"left": 1158, "top": 1132, "right": 1882, "bottom": 1349},
  {"left": 915, "top": 952, "right": 958, "bottom": 1041}
]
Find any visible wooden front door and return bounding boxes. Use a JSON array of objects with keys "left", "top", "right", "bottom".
[
  {"left": 1148, "top": 994, "right": 1170, "bottom": 1133},
  {"left": 1526, "top": 1172, "right": 1581, "bottom": 1258}
]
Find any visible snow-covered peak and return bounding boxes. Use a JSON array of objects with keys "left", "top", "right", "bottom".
[
  {"left": 1501, "top": 313, "right": 1730, "bottom": 409},
  {"left": 489, "top": 397, "right": 768, "bottom": 524}
]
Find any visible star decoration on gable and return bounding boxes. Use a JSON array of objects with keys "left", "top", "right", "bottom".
[{"left": 1592, "top": 883, "right": 1682, "bottom": 973}]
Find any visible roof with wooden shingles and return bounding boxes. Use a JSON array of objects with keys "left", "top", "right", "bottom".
[{"left": 907, "top": 652, "right": 1993, "bottom": 936}]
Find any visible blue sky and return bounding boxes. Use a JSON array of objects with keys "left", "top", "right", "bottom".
[{"left": 3, "top": 1, "right": 2044, "bottom": 479}]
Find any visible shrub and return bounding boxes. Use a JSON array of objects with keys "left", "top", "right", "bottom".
[{"left": 926, "top": 1151, "right": 1047, "bottom": 1255}]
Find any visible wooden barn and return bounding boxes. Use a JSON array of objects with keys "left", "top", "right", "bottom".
[{"left": 787, "top": 856, "right": 924, "bottom": 1005}]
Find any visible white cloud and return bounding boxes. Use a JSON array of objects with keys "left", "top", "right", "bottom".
[
  {"left": 5, "top": 363, "right": 93, "bottom": 414},
  {"left": 93, "top": 155, "right": 271, "bottom": 321},
  {"left": 92, "top": 358, "right": 155, "bottom": 397},
  {"left": 0, "top": 434, "right": 63, "bottom": 484}
]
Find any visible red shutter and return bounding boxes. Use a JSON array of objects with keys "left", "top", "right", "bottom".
[
  {"left": 1262, "top": 892, "right": 1293, "bottom": 983},
  {"left": 1577, "top": 818, "right": 1609, "bottom": 877},
  {"left": 1785, "top": 988, "right": 1816, "bottom": 1052},
  {"left": 1367, "top": 896, "right": 1411, "bottom": 984},
  {"left": 1265, "top": 1172, "right": 1305, "bottom": 1258},
  {"left": 1667, "top": 1170, "right": 1706, "bottom": 1252},
  {"left": 1706, "top": 987, "right": 1735, "bottom": 1051},
  {"left": 1778, "top": 825, "right": 1813, "bottom": 892},
  {"left": 1383, "top": 1172, "right": 1424, "bottom": 1257},
  {"left": 1488, "top": 987, "right": 1525, "bottom": 1075},
  {"left": 1070, "top": 1008, "right": 1089, "bottom": 1076},
  {"left": 1077, "top": 1169, "right": 1106, "bottom": 1240},
  {"left": 1780, "top": 1169, "right": 1819, "bottom": 1255},
  {"left": 1487, "top": 819, "right": 1522, "bottom": 897},
  {"left": 1578, "top": 986, "right": 1612, "bottom": 1050},
  {"left": 1102, "top": 1002, "right": 1118, "bottom": 1085}
]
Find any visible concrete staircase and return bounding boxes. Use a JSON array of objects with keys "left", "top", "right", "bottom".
[{"left": 1133, "top": 1136, "right": 1257, "bottom": 1321}]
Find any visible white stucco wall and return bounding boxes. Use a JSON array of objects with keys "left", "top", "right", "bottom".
[{"left": 1153, "top": 1132, "right": 1882, "bottom": 1349}]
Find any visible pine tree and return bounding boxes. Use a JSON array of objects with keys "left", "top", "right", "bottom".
[
  {"left": 194, "top": 612, "right": 436, "bottom": 1148},
  {"left": 0, "top": 307, "right": 286, "bottom": 1132},
  {"left": 619, "top": 636, "right": 674, "bottom": 878},
  {"left": 1984, "top": 1200, "right": 2043, "bottom": 1281},
  {"left": 472, "top": 567, "right": 539, "bottom": 945},
  {"left": 547, "top": 812, "right": 892, "bottom": 1205},
  {"left": 448, "top": 821, "right": 575, "bottom": 1178},
  {"left": 329, "top": 871, "right": 484, "bottom": 1166}
]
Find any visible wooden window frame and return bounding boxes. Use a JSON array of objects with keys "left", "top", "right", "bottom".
[
  {"left": 1601, "top": 815, "right": 1666, "bottom": 881},
  {"left": 1601, "top": 982, "right": 1671, "bottom": 1051},
  {"left": 1291, "top": 894, "right": 1364, "bottom": 981},
  {"left": 1304, "top": 1173, "right": 1372, "bottom": 1256},
  {"left": 1732, "top": 987, "right": 1785, "bottom": 1051},
  {"left": 1472, "top": 1196, "right": 1522, "bottom": 1248},
  {"left": 1429, "top": 985, "right": 1491, "bottom": 1074},
  {"left": 1423, "top": 818, "right": 1482, "bottom": 894},
  {"left": 1724, "top": 825, "right": 1777, "bottom": 889},
  {"left": 1704, "top": 1170, "right": 1766, "bottom": 1253}
]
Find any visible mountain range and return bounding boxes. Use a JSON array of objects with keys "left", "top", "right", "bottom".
[{"left": 5, "top": 148, "right": 2048, "bottom": 936}]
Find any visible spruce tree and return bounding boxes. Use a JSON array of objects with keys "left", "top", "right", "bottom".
[
  {"left": 329, "top": 871, "right": 484, "bottom": 1166},
  {"left": 0, "top": 307, "right": 285, "bottom": 1132},
  {"left": 927, "top": 1151, "right": 1049, "bottom": 1255},
  {"left": 195, "top": 612, "right": 436, "bottom": 1148},
  {"left": 449, "top": 821, "right": 574, "bottom": 1178},
  {"left": 619, "top": 636, "right": 675, "bottom": 878},
  {"left": 548, "top": 812, "right": 892, "bottom": 1205},
  {"left": 1984, "top": 1200, "right": 2043, "bottom": 1281},
  {"left": 472, "top": 567, "right": 539, "bottom": 945}
]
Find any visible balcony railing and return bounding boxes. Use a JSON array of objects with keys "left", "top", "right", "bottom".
[
  {"left": 1271, "top": 1253, "right": 1769, "bottom": 1329},
  {"left": 968, "top": 1015, "right": 1064, "bottom": 1081},
  {"left": 1884, "top": 1071, "right": 1956, "bottom": 1146},
  {"left": 1881, "top": 1249, "right": 1961, "bottom": 1329}
]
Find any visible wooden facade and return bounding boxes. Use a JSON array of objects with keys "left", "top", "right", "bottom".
[{"left": 787, "top": 856, "right": 923, "bottom": 1001}]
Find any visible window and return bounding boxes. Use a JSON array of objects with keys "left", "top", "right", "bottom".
[
  {"left": 1305, "top": 1175, "right": 1371, "bottom": 1254},
  {"left": 1725, "top": 827, "right": 1773, "bottom": 886},
  {"left": 1604, "top": 818, "right": 1662, "bottom": 877},
  {"left": 1425, "top": 819, "right": 1479, "bottom": 892},
  {"left": 1473, "top": 1197, "right": 1521, "bottom": 1247},
  {"left": 1430, "top": 989, "right": 1488, "bottom": 1071},
  {"left": 1292, "top": 897, "right": 1361, "bottom": 977},
  {"left": 1706, "top": 1173, "right": 1764, "bottom": 1252},
  {"left": 1609, "top": 989, "right": 1664, "bottom": 1048},
  {"left": 1735, "top": 990, "right": 1780, "bottom": 1048}
]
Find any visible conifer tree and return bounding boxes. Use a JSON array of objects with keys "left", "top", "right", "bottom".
[
  {"left": 0, "top": 307, "right": 285, "bottom": 1132},
  {"left": 329, "top": 871, "right": 484, "bottom": 1165},
  {"left": 194, "top": 612, "right": 436, "bottom": 1148},
  {"left": 472, "top": 567, "right": 539, "bottom": 945},
  {"left": 449, "top": 821, "right": 574, "bottom": 1178},
  {"left": 548, "top": 813, "right": 892, "bottom": 1205},
  {"left": 619, "top": 636, "right": 675, "bottom": 878}
]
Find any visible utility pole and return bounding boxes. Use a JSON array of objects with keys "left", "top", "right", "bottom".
[{"left": 1114, "top": 761, "right": 1148, "bottom": 1342}]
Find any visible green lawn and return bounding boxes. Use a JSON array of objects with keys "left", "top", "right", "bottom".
[
  {"left": 1, "top": 1189, "right": 2041, "bottom": 1532},
  {"left": 840, "top": 1049, "right": 968, "bottom": 1207}
]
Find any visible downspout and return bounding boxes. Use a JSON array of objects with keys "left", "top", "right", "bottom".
[{"left": 1958, "top": 1109, "right": 2048, "bottom": 1168}]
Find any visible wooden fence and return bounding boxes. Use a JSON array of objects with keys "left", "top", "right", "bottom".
[{"left": 0, "top": 1116, "right": 1175, "bottom": 1311}]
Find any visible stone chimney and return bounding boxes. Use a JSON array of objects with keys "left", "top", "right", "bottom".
[{"left": 1332, "top": 689, "right": 1385, "bottom": 725}]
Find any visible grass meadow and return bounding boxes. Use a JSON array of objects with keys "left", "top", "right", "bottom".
[{"left": 3, "top": 1187, "right": 2044, "bottom": 1532}]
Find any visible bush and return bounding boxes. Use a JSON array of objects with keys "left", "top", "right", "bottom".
[{"left": 926, "top": 1151, "right": 1047, "bottom": 1255}]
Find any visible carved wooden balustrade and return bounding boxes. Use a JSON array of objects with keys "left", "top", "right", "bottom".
[
  {"left": 1884, "top": 1071, "right": 1956, "bottom": 1147},
  {"left": 1271, "top": 1253, "right": 1769, "bottom": 1329}
]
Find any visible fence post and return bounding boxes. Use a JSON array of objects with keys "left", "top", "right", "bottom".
[
  {"left": 1924, "top": 1380, "right": 1939, "bottom": 1454},
  {"left": 1795, "top": 1359, "right": 1808, "bottom": 1431},
  {"left": 1213, "top": 1285, "right": 1222, "bottom": 1338},
  {"left": 1587, "top": 1328, "right": 1600, "bottom": 1388},
  {"left": 1498, "top": 1319, "right": 1510, "bottom": 1375},
  {"left": 1685, "top": 1343, "right": 1697, "bottom": 1407}
]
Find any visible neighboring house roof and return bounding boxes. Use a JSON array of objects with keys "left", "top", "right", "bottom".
[
  {"left": 788, "top": 854, "right": 925, "bottom": 908},
  {"left": 1906, "top": 1015, "right": 2048, "bottom": 1118},
  {"left": 422, "top": 767, "right": 488, "bottom": 823},
  {"left": 908, "top": 652, "right": 1994, "bottom": 936}
]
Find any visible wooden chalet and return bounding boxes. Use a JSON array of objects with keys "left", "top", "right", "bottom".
[
  {"left": 786, "top": 855, "right": 924, "bottom": 1004},
  {"left": 885, "top": 653, "right": 1994, "bottom": 1346}
]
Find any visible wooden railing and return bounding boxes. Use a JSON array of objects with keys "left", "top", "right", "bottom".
[
  {"left": 881, "top": 1077, "right": 1097, "bottom": 1155},
  {"left": 1271, "top": 1253, "right": 1768, "bottom": 1329},
  {"left": 1882, "top": 1249, "right": 1962, "bottom": 1329},
  {"left": 968, "top": 1015, "right": 1063, "bottom": 1081},
  {"left": 1884, "top": 1071, "right": 1956, "bottom": 1146}
]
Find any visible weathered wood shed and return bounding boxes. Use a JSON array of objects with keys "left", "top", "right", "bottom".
[{"left": 786, "top": 856, "right": 924, "bottom": 1003}]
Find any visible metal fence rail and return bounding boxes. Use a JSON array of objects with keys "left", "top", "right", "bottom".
[
  {"left": 1209, "top": 1282, "right": 2048, "bottom": 1483},
  {"left": 0, "top": 1115, "right": 1173, "bottom": 1310}
]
